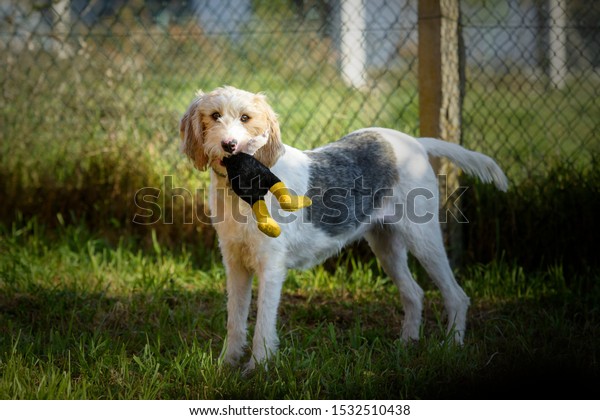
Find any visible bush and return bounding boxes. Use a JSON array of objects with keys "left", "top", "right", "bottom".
[{"left": 463, "top": 159, "right": 600, "bottom": 271}]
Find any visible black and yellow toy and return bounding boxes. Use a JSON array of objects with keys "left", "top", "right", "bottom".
[{"left": 222, "top": 153, "right": 312, "bottom": 238}]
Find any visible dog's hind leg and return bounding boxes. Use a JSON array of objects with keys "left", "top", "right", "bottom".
[
  {"left": 365, "top": 227, "right": 425, "bottom": 342},
  {"left": 401, "top": 221, "right": 470, "bottom": 344}
]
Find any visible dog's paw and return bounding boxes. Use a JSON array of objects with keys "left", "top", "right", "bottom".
[
  {"left": 221, "top": 343, "right": 246, "bottom": 368},
  {"left": 242, "top": 359, "right": 256, "bottom": 377},
  {"left": 223, "top": 355, "right": 241, "bottom": 367},
  {"left": 242, "top": 357, "right": 271, "bottom": 377}
]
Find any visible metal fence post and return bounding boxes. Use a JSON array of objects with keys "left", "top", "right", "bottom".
[
  {"left": 418, "top": 0, "right": 464, "bottom": 266},
  {"left": 339, "top": 0, "right": 367, "bottom": 89},
  {"left": 549, "top": 0, "right": 567, "bottom": 89},
  {"left": 52, "top": 0, "right": 72, "bottom": 59}
]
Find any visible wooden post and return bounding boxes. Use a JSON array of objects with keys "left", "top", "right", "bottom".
[{"left": 418, "top": 0, "right": 463, "bottom": 265}]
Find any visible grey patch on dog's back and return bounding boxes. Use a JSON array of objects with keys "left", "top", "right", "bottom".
[{"left": 305, "top": 131, "right": 399, "bottom": 236}]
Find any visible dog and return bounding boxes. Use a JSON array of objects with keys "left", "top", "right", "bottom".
[{"left": 180, "top": 86, "right": 508, "bottom": 371}]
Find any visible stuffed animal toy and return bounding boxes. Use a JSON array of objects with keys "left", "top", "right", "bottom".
[{"left": 222, "top": 152, "right": 311, "bottom": 238}]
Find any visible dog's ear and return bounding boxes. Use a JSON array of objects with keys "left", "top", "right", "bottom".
[
  {"left": 180, "top": 91, "right": 209, "bottom": 171},
  {"left": 253, "top": 94, "right": 285, "bottom": 168}
]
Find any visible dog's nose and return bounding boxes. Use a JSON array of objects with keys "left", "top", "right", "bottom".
[{"left": 221, "top": 139, "right": 237, "bottom": 153}]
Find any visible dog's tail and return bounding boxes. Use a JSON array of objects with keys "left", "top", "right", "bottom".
[{"left": 418, "top": 137, "right": 508, "bottom": 191}]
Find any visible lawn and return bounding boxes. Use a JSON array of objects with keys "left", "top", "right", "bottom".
[{"left": 1, "top": 220, "right": 598, "bottom": 399}]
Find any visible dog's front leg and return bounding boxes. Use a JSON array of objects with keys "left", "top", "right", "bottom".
[
  {"left": 246, "top": 264, "right": 286, "bottom": 372},
  {"left": 223, "top": 260, "right": 253, "bottom": 366}
]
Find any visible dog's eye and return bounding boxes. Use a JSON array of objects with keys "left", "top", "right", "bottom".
[
  {"left": 240, "top": 114, "right": 250, "bottom": 123},
  {"left": 211, "top": 112, "right": 221, "bottom": 121}
]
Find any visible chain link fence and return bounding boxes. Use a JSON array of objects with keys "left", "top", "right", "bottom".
[
  {"left": 461, "top": 0, "right": 599, "bottom": 181},
  {"left": 1, "top": 0, "right": 598, "bottom": 265},
  {"left": 1, "top": 0, "right": 420, "bottom": 159}
]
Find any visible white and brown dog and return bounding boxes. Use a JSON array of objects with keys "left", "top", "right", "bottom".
[{"left": 180, "top": 86, "right": 508, "bottom": 371}]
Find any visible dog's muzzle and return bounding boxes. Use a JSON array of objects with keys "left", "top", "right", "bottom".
[{"left": 221, "top": 139, "right": 237, "bottom": 153}]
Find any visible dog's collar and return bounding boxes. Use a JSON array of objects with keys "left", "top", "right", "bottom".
[{"left": 212, "top": 167, "right": 227, "bottom": 178}]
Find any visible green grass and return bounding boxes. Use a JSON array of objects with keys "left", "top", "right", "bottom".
[{"left": 1, "top": 220, "right": 598, "bottom": 399}]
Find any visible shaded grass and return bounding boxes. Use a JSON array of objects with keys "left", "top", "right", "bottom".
[{"left": 0, "top": 221, "right": 598, "bottom": 399}]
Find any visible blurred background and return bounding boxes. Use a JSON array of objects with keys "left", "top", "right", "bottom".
[{"left": 1, "top": 0, "right": 598, "bottom": 271}]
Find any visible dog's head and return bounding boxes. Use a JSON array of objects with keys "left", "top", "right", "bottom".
[{"left": 180, "top": 86, "right": 284, "bottom": 172}]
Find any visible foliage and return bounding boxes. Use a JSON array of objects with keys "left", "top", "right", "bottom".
[{"left": 462, "top": 159, "right": 600, "bottom": 270}]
